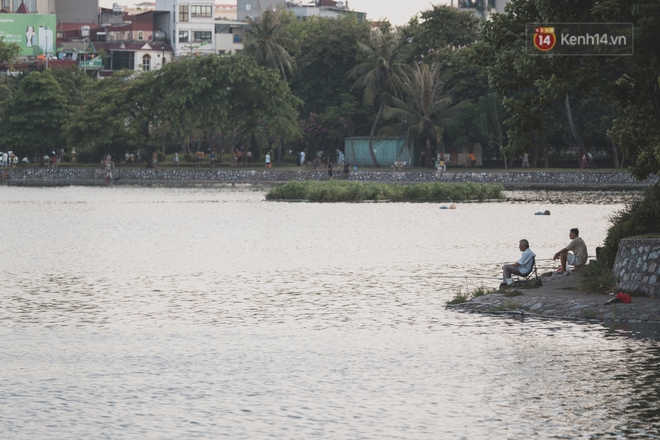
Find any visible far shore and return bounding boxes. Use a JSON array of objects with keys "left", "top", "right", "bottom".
[{"left": 1, "top": 166, "right": 655, "bottom": 190}]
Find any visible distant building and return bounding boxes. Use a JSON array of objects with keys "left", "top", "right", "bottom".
[
  {"left": 215, "top": 19, "right": 247, "bottom": 54},
  {"left": 55, "top": 0, "right": 99, "bottom": 23},
  {"left": 0, "top": 0, "right": 55, "bottom": 14},
  {"left": 454, "top": 0, "right": 509, "bottom": 19},
  {"left": 237, "top": 0, "right": 365, "bottom": 22},
  {"left": 155, "top": 0, "right": 216, "bottom": 57},
  {"left": 215, "top": 3, "right": 236, "bottom": 20}
]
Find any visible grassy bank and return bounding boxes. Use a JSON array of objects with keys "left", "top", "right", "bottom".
[{"left": 265, "top": 181, "right": 504, "bottom": 202}]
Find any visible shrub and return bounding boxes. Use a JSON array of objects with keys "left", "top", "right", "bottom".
[
  {"left": 265, "top": 181, "right": 504, "bottom": 202},
  {"left": 576, "top": 260, "right": 617, "bottom": 294},
  {"left": 599, "top": 183, "right": 660, "bottom": 268}
]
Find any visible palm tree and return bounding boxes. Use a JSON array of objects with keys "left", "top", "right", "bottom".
[
  {"left": 244, "top": 8, "right": 298, "bottom": 82},
  {"left": 380, "top": 63, "right": 464, "bottom": 168},
  {"left": 349, "top": 29, "right": 408, "bottom": 168}
]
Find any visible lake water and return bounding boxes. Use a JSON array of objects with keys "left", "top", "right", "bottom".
[{"left": 1, "top": 186, "right": 658, "bottom": 439}]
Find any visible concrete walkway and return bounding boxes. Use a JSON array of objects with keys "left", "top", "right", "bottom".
[{"left": 449, "top": 274, "right": 660, "bottom": 324}]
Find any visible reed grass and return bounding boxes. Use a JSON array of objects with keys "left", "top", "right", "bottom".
[{"left": 266, "top": 181, "right": 504, "bottom": 202}]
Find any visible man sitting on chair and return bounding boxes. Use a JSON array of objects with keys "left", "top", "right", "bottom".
[
  {"left": 502, "top": 239, "right": 535, "bottom": 287},
  {"left": 553, "top": 228, "right": 588, "bottom": 275}
]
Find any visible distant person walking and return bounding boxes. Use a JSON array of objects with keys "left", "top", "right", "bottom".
[
  {"left": 152, "top": 151, "right": 158, "bottom": 168},
  {"left": 300, "top": 151, "right": 305, "bottom": 166},
  {"left": 581, "top": 154, "right": 587, "bottom": 171},
  {"left": 173, "top": 152, "right": 179, "bottom": 167},
  {"left": 264, "top": 152, "right": 271, "bottom": 169},
  {"left": 343, "top": 161, "right": 349, "bottom": 179},
  {"left": 210, "top": 151, "right": 216, "bottom": 168},
  {"left": 522, "top": 152, "right": 530, "bottom": 168},
  {"left": 195, "top": 150, "right": 204, "bottom": 168}
]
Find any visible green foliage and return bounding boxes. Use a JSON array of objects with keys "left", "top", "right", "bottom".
[
  {"left": 65, "top": 56, "right": 301, "bottom": 167},
  {"left": 401, "top": 5, "right": 481, "bottom": 64},
  {"left": 350, "top": 29, "right": 410, "bottom": 167},
  {"left": 0, "top": 71, "right": 70, "bottom": 159},
  {"left": 0, "top": 36, "right": 20, "bottom": 66},
  {"left": 576, "top": 260, "right": 617, "bottom": 294},
  {"left": 599, "top": 183, "right": 660, "bottom": 268},
  {"left": 447, "top": 289, "right": 470, "bottom": 305},
  {"left": 244, "top": 8, "right": 298, "bottom": 81},
  {"left": 471, "top": 285, "right": 494, "bottom": 297},
  {"left": 483, "top": 0, "right": 660, "bottom": 176},
  {"left": 289, "top": 15, "right": 370, "bottom": 117},
  {"left": 266, "top": 181, "right": 504, "bottom": 202},
  {"left": 381, "top": 63, "right": 468, "bottom": 166}
]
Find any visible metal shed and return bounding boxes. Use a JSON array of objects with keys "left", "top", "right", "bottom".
[{"left": 344, "top": 137, "right": 416, "bottom": 167}]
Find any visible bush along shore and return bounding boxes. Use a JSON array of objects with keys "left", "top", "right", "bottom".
[{"left": 265, "top": 181, "right": 505, "bottom": 202}]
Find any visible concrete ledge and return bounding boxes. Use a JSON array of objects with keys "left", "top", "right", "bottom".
[{"left": 450, "top": 275, "right": 660, "bottom": 324}]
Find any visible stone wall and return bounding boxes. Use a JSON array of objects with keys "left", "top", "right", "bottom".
[
  {"left": 1, "top": 167, "right": 656, "bottom": 188},
  {"left": 613, "top": 238, "right": 660, "bottom": 295}
]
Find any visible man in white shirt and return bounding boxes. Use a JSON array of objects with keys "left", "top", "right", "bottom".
[{"left": 502, "top": 239, "right": 536, "bottom": 286}]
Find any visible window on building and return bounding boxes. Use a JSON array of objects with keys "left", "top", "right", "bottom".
[
  {"left": 23, "top": 0, "right": 36, "bottom": 12},
  {"left": 193, "top": 31, "right": 212, "bottom": 42},
  {"left": 179, "top": 5, "right": 189, "bottom": 22},
  {"left": 233, "top": 35, "right": 242, "bottom": 43},
  {"left": 142, "top": 54, "right": 151, "bottom": 71},
  {"left": 191, "top": 5, "right": 212, "bottom": 17},
  {"left": 178, "top": 30, "right": 189, "bottom": 43},
  {"left": 112, "top": 51, "right": 134, "bottom": 71},
  {"left": 245, "top": 3, "right": 252, "bottom": 11},
  {"left": 137, "top": 31, "right": 144, "bottom": 40}
]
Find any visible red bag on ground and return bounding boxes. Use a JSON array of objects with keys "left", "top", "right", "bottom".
[{"left": 615, "top": 293, "right": 632, "bottom": 304}]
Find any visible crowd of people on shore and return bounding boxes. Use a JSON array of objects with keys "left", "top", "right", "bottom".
[{"left": 0, "top": 151, "right": 18, "bottom": 168}]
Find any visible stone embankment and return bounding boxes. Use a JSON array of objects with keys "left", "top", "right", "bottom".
[
  {"left": 449, "top": 275, "right": 660, "bottom": 324},
  {"left": 0, "top": 168, "right": 656, "bottom": 188},
  {"left": 613, "top": 238, "right": 660, "bottom": 296}
]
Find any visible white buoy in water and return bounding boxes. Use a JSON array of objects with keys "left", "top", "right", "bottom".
[{"left": 450, "top": 203, "right": 457, "bottom": 209}]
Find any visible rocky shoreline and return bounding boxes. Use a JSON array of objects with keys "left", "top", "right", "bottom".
[
  {"left": 448, "top": 275, "right": 660, "bottom": 324},
  {"left": 0, "top": 168, "right": 656, "bottom": 189}
]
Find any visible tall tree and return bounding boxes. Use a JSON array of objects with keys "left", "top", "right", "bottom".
[
  {"left": 1, "top": 71, "right": 70, "bottom": 165},
  {"left": 380, "top": 63, "right": 463, "bottom": 167},
  {"left": 350, "top": 29, "right": 408, "bottom": 168},
  {"left": 0, "top": 36, "right": 20, "bottom": 68},
  {"left": 289, "top": 15, "right": 370, "bottom": 117},
  {"left": 244, "top": 8, "right": 298, "bottom": 82}
]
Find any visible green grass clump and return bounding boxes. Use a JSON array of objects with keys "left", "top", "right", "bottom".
[
  {"left": 266, "top": 181, "right": 504, "bottom": 202},
  {"left": 447, "top": 289, "right": 471, "bottom": 305},
  {"left": 576, "top": 260, "right": 617, "bottom": 294},
  {"left": 447, "top": 285, "right": 497, "bottom": 305}
]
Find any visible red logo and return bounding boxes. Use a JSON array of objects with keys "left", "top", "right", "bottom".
[{"left": 533, "top": 27, "right": 556, "bottom": 51}]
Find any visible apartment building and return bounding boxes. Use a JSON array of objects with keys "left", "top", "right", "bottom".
[{"left": 155, "top": 0, "right": 215, "bottom": 57}]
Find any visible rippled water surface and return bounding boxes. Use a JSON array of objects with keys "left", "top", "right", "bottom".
[{"left": 1, "top": 186, "right": 658, "bottom": 439}]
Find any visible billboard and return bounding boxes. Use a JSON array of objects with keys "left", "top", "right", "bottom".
[{"left": 0, "top": 14, "right": 56, "bottom": 57}]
